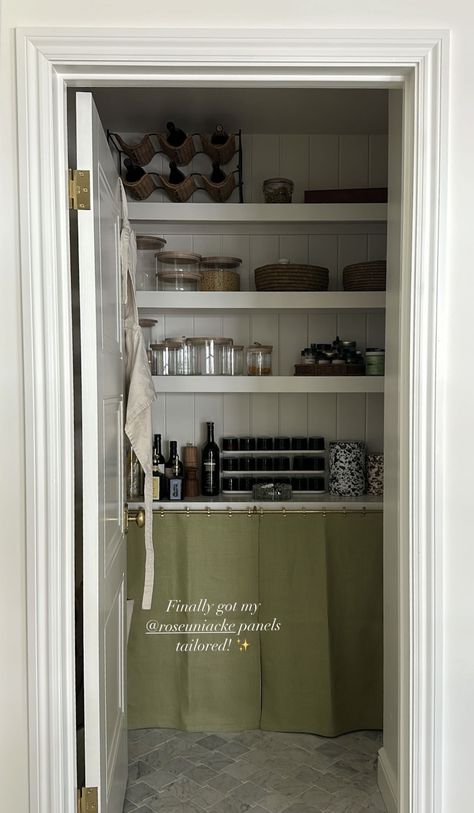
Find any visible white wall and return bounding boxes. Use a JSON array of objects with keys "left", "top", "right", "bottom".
[{"left": 1, "top": 5, "right": 472, "bottom": 813}]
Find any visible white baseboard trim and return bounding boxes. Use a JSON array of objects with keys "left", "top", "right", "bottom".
[{"left": 378, "top": 747, "right": 398, "bottom": 813}]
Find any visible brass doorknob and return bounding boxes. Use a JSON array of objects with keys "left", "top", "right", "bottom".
[{"left": 124, "top": 505, "right": 146, "bottom": 532}]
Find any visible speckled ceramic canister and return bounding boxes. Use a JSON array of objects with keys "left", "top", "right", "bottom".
[
  {"left": 329, "top": 441, "right": 366, "bottom": 496},
  {"left": 366, "top": 453, "right": 384, "bottom": 496}
]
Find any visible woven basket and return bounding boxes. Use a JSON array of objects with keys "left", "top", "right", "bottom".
[
  {"left": 200, "top": 270, "right": 240, "bottom": 291},
  {"left": 295, "top": 363, "right": 365, "bottom": 376},
  {"left": 113, "top": 133, "right": 156, "bottom": 166},
  {"left": 343, "top": 260, "right": 386, "bottom": 291},
  {"left": 158, "top": 174, "right": 197, "bottom": 203},
  {"left": 255, "top": 263, "right": 329, "bottom": 292},
  {"left": 200, "top": 173, "right": 236, "bottom": 203},
  {"left": 123, "top": 173, "right": 157, "bottom": 201},
  {"left": 157, "top": 133, "right": 196, "bottom": 165},
  {"left": 200, "top": 133, "right": 236, "bottom": 165}
]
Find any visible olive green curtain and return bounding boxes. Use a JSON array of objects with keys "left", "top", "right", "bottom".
[
  {"left": 259, "top": 512, "right": 383, "bottom": 736},
  {"left": 127, "top": 511, "right": 382, "bottom": 735},
  {"left": 127, "top": 514, "right": 261, "bottom": 730}
]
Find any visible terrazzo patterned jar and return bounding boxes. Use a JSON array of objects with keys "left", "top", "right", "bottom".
[
  {"left": 367, "top": 453, "right": 384, "bottom": 496},
  {"left": 329, "top": 441, "right": 366, "bottom": 496}
]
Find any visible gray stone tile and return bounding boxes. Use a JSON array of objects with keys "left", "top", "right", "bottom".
[
  {"left": 313, "top": 742, "right": 349, "bottom": 762},
  {"left": 132, "top": 792, "right": 164, "bottom": 811},
  {"left": 143, "top": 768, "right": 179, "bottom": 792},
  {"left": 144, "top": 739, "right": 188, "bottom": 767},
  {"left": 224, "top": 781, "right": 267, "bottom": 806},
  {"left": 234, "top": 731, "right": 267, "bottom": 749},
  {"left": 223, "top": 760, "right": 261, "bottom": 781},
  {"left": 218, "top": 740, "right": 250, "bottom": 758},
  {"left": 128, "top": 760, "right": 155, "bottom": 783},
  {"left": 322, "top": 799, "right": 368, "bottom": 813},
  {"left": 133, "top": 806, "right": 156, "bottom": 813},
  {"left": 145, "top": 796, "right": 202, "bottom": 813},
  {"left": 125, "top": 782, "right": 156, "bottom": 804},
  {"left": 184, "top": 764, "right": 218, "bottom": 786},
  {"left": 178, "top": 743, "right": 213, "bottom": 763},
  {"left": 197, "top": 734, "right": 228, "bottom": 751},
  {"left": 332, "top": 786, "right": 374, "bottom": 807},
  {"left": 326, "top": 762, "right": 361, "bottom": 781},
  {"left": 290, "top": 766, "right": 323, "bottom": 786},
  {"left": 257, "top": 789, "right": 294, "bottom": 813},
  {"left": 246, "top": 766, "right": 285, "bottom": 790},
  {"left": 269, "top": 777, "right": 310, "bottom": 799},
  {"left": 165, "top": 756, "right": 195, "bottom": 776},
  {"left": 208, "top": 796, "right": 252, "bottom": 813},
  {"left": 188, "top": 783, "right": 225, "bottom": 809},
  {"left": 196, "top": 752, "right": 234, "bottom": 772},
  {"left": 165, "top": 774, "right": 202, "bottom": 801},
  {"left": 280, "top": 747, "right": 313, "bottom": 766},
  {"left": 128, "top": 728, "right": 151, "bottom": 742},
  {"left": 310, "top": 771, "right": 347, "bottom": 794},
  {"left": 123, "top": 800, "right": 138, "bottom": 812},
  {"left": 207, "top": 771, "right": 242, "bottom": 794},
  {"left": 332, "top": 752, "right": 377, "bottom": 774},
  {"left": 298, "top": 785, "right": 332, "bottom": 808},
  {"left": 278, "top": 804, "right": 325, "bottom": 813}
]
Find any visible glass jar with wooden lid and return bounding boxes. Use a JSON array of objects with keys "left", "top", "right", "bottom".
[
  {"left": 199, "top": 256, "right": 242, "bottom": 291},
  {"left": 247, "top": 343, "right": 273, "bottom": 376},
  {"left": 155, "top": 251, "right": 202, "bottom": 291},
  {"left": 188, "top": 337, "right": 233, "bottom": 375}
]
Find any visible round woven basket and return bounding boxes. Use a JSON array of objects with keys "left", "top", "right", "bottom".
[
  {"left": 343, "top": 260, "right": 386, "bottom": 291},
  {"left": 254, "top": 263, "right": 329, "bottom": 292}
]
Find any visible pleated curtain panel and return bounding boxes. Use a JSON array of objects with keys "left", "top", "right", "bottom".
[{"left": 127, "top": 512, "right": 383, "bottom": 736}]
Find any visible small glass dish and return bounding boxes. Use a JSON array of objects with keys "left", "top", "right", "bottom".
[
  {"left": 263, "top": 177, "right": 294, "bottom": 204},
  {"left": 252, "top": 482, "right": 293, "bottom": 501}
]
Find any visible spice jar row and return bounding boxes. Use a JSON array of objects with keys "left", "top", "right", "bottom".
[
  {"left": 295, "top": 335, "right": 385, "bottom": 377},
  {"left": 149, "top": 339, "right": 272, "bottom": 376}
]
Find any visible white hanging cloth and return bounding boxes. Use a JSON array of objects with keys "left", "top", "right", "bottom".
[{"left": 119, "top": 180, "right": 157, "bottom": 610}]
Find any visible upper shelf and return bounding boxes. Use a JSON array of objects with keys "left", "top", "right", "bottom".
[
  {"left": 128, "top": 202, "right": 388, "bottom": 223},
  {"left": 137, "top": 291, "right": 386, "bottom": 312}
]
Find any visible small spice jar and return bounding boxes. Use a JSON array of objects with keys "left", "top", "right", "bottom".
[
  {"left": 263, "top": 177, "right": 294, "bottom": 203},
  {"left": 222, "top": 437, "right": 239, "bottom": 451},
  {"left": 247, "top": 343, "right": 273, "bottom": 376},
  {"left": 150, "top": 342, "right": 175, "bottom": 375},
  {"left": 365, "top": 348, "right": 385, "bottom": 376},
  {"left": 155, "top": 251, "right": 202, "bottom": 291}
]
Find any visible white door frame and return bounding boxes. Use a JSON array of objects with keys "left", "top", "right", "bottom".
[{"left": 15, "top": 27, "right": 448, "bottom": 813}]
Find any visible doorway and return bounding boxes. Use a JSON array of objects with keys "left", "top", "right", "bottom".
[{"left": 16, "top": 28, "right": 447, "bottom": 813}]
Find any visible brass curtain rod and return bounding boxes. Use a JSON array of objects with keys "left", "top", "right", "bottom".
[{"left": 129, "top": 506, "right": 381, "bottom": 523}]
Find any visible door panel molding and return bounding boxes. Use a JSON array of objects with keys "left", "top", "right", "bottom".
[{"left": 15, "top": 27, "right": 449, "bottom": 813}]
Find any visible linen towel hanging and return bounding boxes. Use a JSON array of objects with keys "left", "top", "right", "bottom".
[{"left": 120, "top": 180, "right": 157, "bottom": 610}]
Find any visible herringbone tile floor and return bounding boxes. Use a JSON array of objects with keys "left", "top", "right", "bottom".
[{"left": 123, "top": 728, "right": 386, "bottom": 813}]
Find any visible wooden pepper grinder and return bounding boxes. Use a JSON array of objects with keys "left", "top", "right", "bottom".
[{"left": 183, "top": 443, "right": 200, "bottom": 497}]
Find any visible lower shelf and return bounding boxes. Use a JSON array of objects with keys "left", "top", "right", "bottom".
[{"left": 152, "top": 375, "right": 384, "bottom": 393}]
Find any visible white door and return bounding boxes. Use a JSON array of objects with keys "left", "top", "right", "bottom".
[{"left": 77, "top": 91, "right": 128, "bottom": 813}]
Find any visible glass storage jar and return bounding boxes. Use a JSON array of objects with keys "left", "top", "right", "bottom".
[
  {"left": 199, "top": 256, "right": 242, "bottom": 291},
  {"left": 136, "top": 235, "right": 166, "bottom": 290},
  {"left": 247, "top": 343, "right": 273, "bottom": 376},
  {"left": 150, "top": 342, "right": 176, "bottom": 376},
  {"left": 222, "top": 344, "right": 244, "bottom": 375},
  {"left": 169, "top": 338, "right": 194, "bottom": 375},
  {"left": 365, "top": 348, "right": 385, "bottom": 375},
  {"left": 155, "top": 251, "right": 202, "bottom": 291},
  {"left": 189, "top": 337, "right": 233, "bottom": 375}
]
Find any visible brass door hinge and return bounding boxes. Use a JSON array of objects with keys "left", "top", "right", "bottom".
[
  {"left": 69, "top": 169, "right": 91, "bottom": 210},
  {"left": 77, "top": 786, "right": 98, "bottom": 813}
]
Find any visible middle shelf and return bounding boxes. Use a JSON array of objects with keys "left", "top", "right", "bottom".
[
  {"left": 152, "top": 375, "right": 384, "bottom": 393},
  {"left": 137, "top": 290, "right": 386, "bottom": 313}
]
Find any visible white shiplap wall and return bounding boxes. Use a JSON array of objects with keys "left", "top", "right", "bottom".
[{"left": 130, "top": 131, "right": 388, "bottom": 456}]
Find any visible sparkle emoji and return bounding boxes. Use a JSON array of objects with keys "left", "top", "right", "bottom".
[{"left": 237, "top": 638, "right": 250, "bottom": 652}]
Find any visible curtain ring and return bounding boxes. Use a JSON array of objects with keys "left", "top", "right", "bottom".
[
  {"left": 228, "top": 508, "right": 233, "bottom": 518},
  {"left": 207, "top": 507, "right": 211, "bottom": 518},
  {"left": 160, "top": 507, "right": 164, "bottom": 518},
  {"left": 282, "top": 507, "right": 287, "bottom": 519},
  {"left": 248, "top": 507, "right": 252, "bottom": 518},
  {"left": 186, "top": 506, "right": 190, "bottom": 518}
]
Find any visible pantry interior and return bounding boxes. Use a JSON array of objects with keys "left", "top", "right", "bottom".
[{"left": 73, "top": 84, "right": 398, "bottom": 811}]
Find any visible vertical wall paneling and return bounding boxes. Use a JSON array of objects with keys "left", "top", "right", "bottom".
[
  {"left": 279, "top": 234, "right": 309, "bottom": 265},
  {"left": 278, "top": 394, "right": 309, "bottom": 436},
  {"left": 308, "top": 235, "right": 339, "bottom": 290},
  {"left": 339, "top": 135, "right": 370, "bottom": 189},
  {"left": 279, "top": 135, "right": 309, "bottom": 203},
  {"left": 365, "top": 393, "right": 385, "bottom": 453},
  {"left": 309, "top": 135, "right": 339, "bottom": 190},
  {"left": 250, "top": 394, "right": 279, "bottom": 437},
  {"left": 221, "top": 233, "right": 251, "bottom": 289},
  {"left": 223, "top": 394, "right": 250, "bottom": 436},
  {"left": 369, "top": 134, "right": 389, "bottom": 187},
  {"left": 249, "top": 134, "right": 280, "bottom": 203},
  {"left": 337, "top": 234, "right": 369, "bottom": 289},
  {"left": 249, "top": 234, "right": 280, "bottom": 290},
  {"left": 308, "top": 393, "right": 338, "bottom": 443},
  {"left": 368, "top": 232, "right": 388, "bottom": 262},
  {"left": 278, "top": 313, "right": 308, "bottom": 375},
  {"left": 337, "top": 393, "right": 367, "bottom": 440},
  {"left": 194, "top": 395, "right": 224, "bottom": 447}
]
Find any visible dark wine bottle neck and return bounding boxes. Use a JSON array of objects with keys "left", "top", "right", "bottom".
[{"left": 207, "top": 424, "right": 215, "bottom": 443}]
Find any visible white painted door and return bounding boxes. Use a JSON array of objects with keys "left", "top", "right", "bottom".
[{"left": 77, "top": 91, "right": 127, "bottom": 813}]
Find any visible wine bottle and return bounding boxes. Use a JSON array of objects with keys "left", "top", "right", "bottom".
[
  {"left": 124, "top": 158, "right": 145, "bottom": 182},
  {"left": 168, "top": 161, "right": 186, "bottom": 185},
  {"left": 201, "top": 422, "right": 220, "bottom": 496},
  {"left": 210, "top": 124, "right": 229, "bottom": 145},
  {"left": 210, "top": 162, "right": 226, "bottom": 184},
  {"left": 165, "top": 441, "right": 184, "bottom": 500},
  {"left": 152, "top": 434, "right": 165, "bottom": 500},
  {"left": 166, "top": 121, "right": 187, "bottom": 147}
]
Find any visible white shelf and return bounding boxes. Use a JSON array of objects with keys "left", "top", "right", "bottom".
[
  {"left": 152, "top": 376, "right": 384, "bottom": 393},
  {"left": 128, "top": 495, "right": 383, "bottom": 511},
  {"left": 129, "top": 202, "right": 387, "bottom": 223},
  {"left": 137, "top": 291, "right": 385, "bottom": 313}
]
